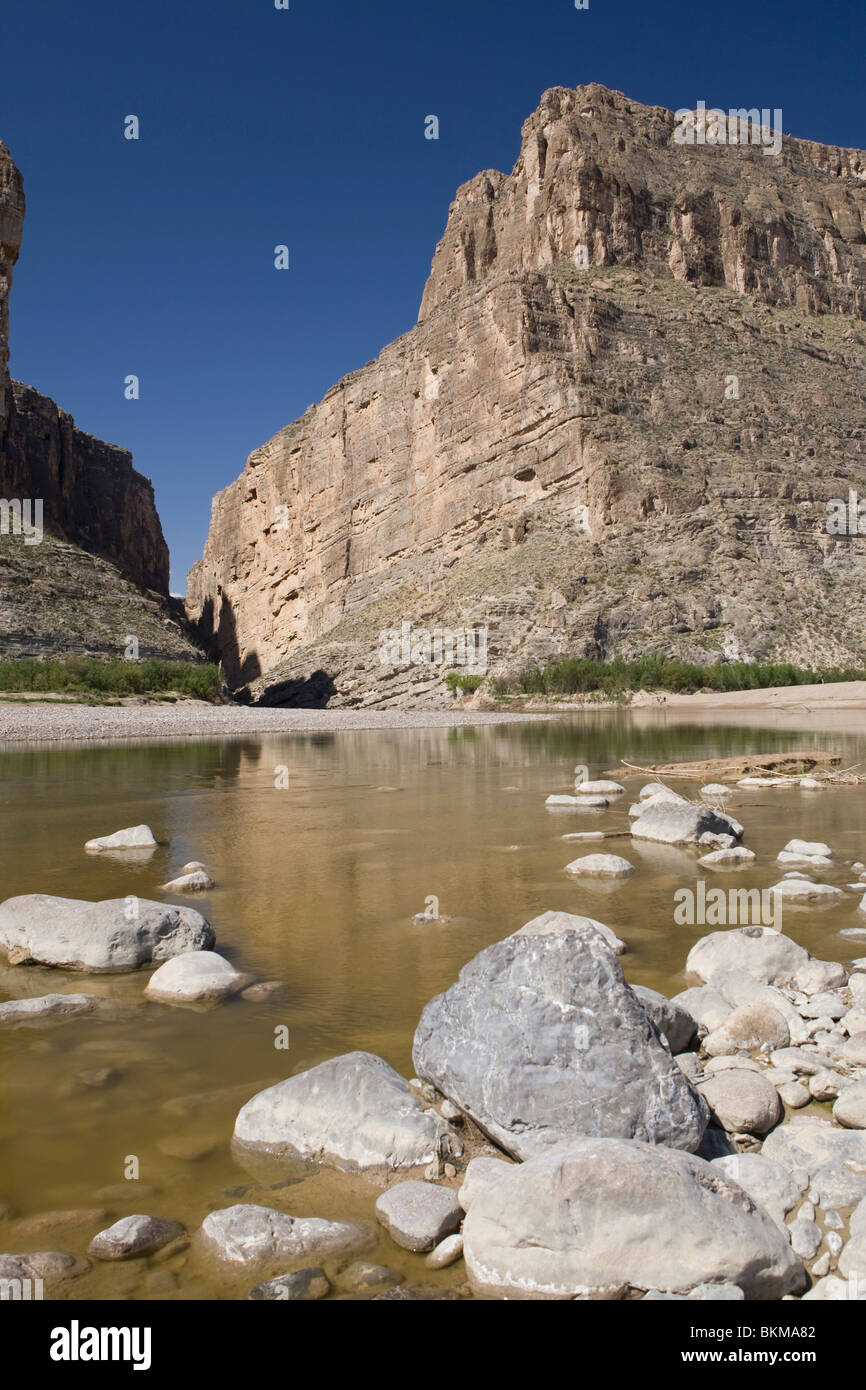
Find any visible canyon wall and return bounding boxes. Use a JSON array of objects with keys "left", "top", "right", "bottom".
[{"left": 187, "top": 86, "right": 866, "bottom": 706}]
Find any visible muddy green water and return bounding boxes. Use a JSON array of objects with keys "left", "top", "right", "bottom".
[{"left": 2, "top": 713, "right": 866, "bottom": 1299}]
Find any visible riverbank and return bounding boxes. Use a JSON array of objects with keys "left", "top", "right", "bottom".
[
  {"left": 0, "top": 700, "right": 554, "bottom": 745},
  {"left": 494, "top": 680, "right": 866, "bottom": 715}
]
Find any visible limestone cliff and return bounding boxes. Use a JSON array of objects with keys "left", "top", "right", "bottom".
[
  {"left": 187, "top": 86, "right": 866, "bottom": 706},
  {"left": 0, "top": 138, "right": 198, "bottom": 660}
]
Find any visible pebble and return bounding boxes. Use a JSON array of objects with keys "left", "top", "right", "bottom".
[{"left": 248, "top": 1267, "right": 330, "bottom": 1301}]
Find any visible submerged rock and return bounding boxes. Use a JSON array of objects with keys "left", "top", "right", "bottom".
[
  {"left": 0, "top": 993, "right": 100, "bottom": 1026},
  {"left": 200, "top": 1204, "right": 372, "bottom": 1267},
  {"left": 698, "top": 847, "right": 755, "bottom": 869},
  {"left": 0, "top": 1250, "right": 89, "bottom": 1286},
  {"left": 412, "top": 919, "right": 707, "bottom": 1160},
  {"left": 88, "top": 1215, "right": 185, "bottom": 1260},
  {"left": 546, "top": 793, "right": 610, "bottom": 808},
  {"left": 770, "top": 878, "right": 843, "bottom": 905},
  {"left": 564, "top": 853, "right": 635, "bottom": 879},
  {"left": 780, "top": 838, "right": 833, "bottom": 860},
  {"left": 461, "top": 1138, "right": 805, "bottom": 1299},
  {"left": 0, "top": 895, "right": 215, "bottom": 972},
  {"left": 160, "top": 870, "right": 215, "bottom": 893},
  {"left": 249, "top": 1267, "right": 330, "bottom": 1300},
  {"left": 233, "top": 1051, "right": 457, "bottom": 1171}
]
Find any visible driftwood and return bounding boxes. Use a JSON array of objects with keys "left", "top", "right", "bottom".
[{"left": 606, "top": 751, "right": 862, "bottom": 784}]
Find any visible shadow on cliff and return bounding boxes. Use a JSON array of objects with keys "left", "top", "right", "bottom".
[
  {"left": 193, "top": 592, "right": 261, "bottom": 689},
  {"left": 193, "top": 593, "right": 337, "bottom": 707},
  {"left": 251, "top": 670, "right": 338, "bottom": 708}
]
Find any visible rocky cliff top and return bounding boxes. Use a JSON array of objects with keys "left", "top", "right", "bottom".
[{"left": 420, "top": 84, "right": 866, "bottom": 321}]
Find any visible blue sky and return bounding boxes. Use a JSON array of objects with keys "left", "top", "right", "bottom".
[{"left": 1, "top": 0, "right": 863, "bottom": 590}]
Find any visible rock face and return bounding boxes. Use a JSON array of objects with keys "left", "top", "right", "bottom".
[
  {"left": 0, "top": 138, "right": 199, "bottom": 660},
  {"left": 412, "top": 921, "right": 708, "bottom": 1159},
  {"left": 0, "top": 894, "right": 215, "bottom": 972},
  {"left": 187, "top": 85, "right": 866, "bottom": 706},
  {"left": 461, "top": 1138, "right": 805, "bottom": 1299},
  {"left": 233, "top": 1051, "right": 457, "bottom": 1171}
]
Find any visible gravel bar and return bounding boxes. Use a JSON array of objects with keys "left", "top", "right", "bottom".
[{"left": 0, "top": 701, "right": 555, "bottom": 746}]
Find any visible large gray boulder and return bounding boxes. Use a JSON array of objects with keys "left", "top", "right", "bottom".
[
  {"left": 0, "top": 895, "right": 215, "bottom": 972},
  {"left": 233, "top": 1051, "right": 458, "bottom": 1172},
  {"left": 630, "top": 795, "right": 742, "bottom": 847},
  {"left": 412, "top": 922, "right": 707, "bottom": 1160},
  {"left": 685, "top": 927, "right": 809, "bottom": 987},
  {"left": 462, "top": 1138, "right": 805, "bottom": 1299}
]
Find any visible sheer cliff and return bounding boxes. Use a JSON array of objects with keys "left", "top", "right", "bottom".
[{"left": 187, "top": 85, "right": 866, "bottom": 707}]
